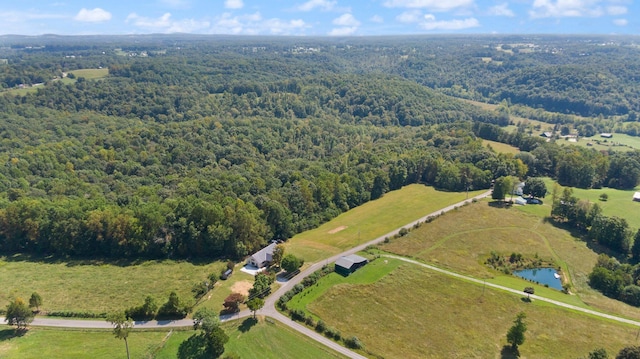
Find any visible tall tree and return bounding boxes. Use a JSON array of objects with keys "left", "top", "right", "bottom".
[
  {"left": 506, "top": 312, "right": 527, "bottom": 350},
  {"left": 281, "top": 254, "right": 304, "bottom": 274},
  {"left": 5, "top": 297, "right": 34, "bottom": 331},
  {"left": 106, "top": 311, "right": 134, "bottom": 359},
  {"left": 246, "top": 297, "right": 264, "bottom": 319},
  {"left": 29, "top": 292, "right": 43, "bottom": 312},
  {"left": 523, "top": 177, "right": 547, "bottom": 199},
  {"left": 271, "top": 244, "right": 285, "bottom": 268},
  {"left": 492, "top": 176, "right": 512, "bottom": 201}
]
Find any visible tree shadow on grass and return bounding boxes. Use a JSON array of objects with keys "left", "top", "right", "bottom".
[
  {"left": 238, "top": 317, "right": 257, "bottom": 333},
  {"left": 177, "top": 333, "right": 209, "bottom": 359},
  {"left": 500, "top": 345, "right": 520, "bottom": 359},
  {"left": 0, "top": 328, "right": 26, "bottom": 341},
  {"left": 488, "top": 200, "right": 512, "bottom": 209}
]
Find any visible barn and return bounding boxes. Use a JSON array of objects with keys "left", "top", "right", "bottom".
[{"left": 335, "top": 254, "right": 369, "bottom": 276}]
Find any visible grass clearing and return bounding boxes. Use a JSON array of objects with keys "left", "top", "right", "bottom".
[
  {"left": 567, "top": 133, "right": 640, "bottom": 152},
  {"left": 286, "top": 184, "right": 486, "bottom": 263},
  {"left": 482, "top": 139, "right": 520, "bottom": 154},
  {"left": 1, "top": 317, "right": 346, "bottom": 359},
  {"left": 307, "top": 264, "right": 637, "bottom": 358},
  {"left": 287, "top": 256, "right": 404, "bottom": 318},
  {"left": 379, "top": 200, "right": 640, "bottom": 320},
  {"left": 154, "top": 318, "right": 347, "bottom": 359},
  {"left": 543, "top": 178, "right": 640, "bottom": 231},
  {"left": 0, "top": 256, "right": 225, "bottom": 314},
  {"left": 68, "top": 68, "right": 109, "bottom": 80},
  {"left": 0, "top": 326, "right": 168, "bottom": 359}
]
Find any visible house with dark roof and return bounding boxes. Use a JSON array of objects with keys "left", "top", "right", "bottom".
[
  {"left": 246, "top": 242, "right": 277, "bottom": 268},
  {"left": 335, "top": 254, "right": 369, "bottom": 276}
]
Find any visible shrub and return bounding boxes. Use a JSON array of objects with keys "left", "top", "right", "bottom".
[
  {"left": 305, "top": 316, "right": 315, "bottom": 326},
  {"left": 345, "top": 336, "right": 363, "bottom": 349},
  {"left": 290, "top": 309, "right": 306, "bottom": 322},
  {"left": 315, "top": 320, "right": 327, "bottom": 333},
  {"left": 398, "top": 227, "right": 409, "bottom": 236}
]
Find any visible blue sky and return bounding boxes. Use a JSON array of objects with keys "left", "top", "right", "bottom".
[{"left": 0, "top": 0, "right": 637, "bottom": 36}]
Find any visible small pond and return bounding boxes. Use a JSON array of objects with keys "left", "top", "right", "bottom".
[{"left": 513, "top": 268, "right": 563, "bottom": 290}]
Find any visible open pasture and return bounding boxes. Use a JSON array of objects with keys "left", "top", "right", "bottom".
[
  {"left": 307, "top": 263, "right": 637, "bottom": 359},
  {"left": 286, "top": 184, "right": 486, "bottom": 264},
  {"left": 379, "top": 200, "right": 640, "bottom": 320}
]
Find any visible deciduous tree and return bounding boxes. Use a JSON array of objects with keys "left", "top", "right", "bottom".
[
  {"left": 281, "top": 254, "right": 304, "bottom": 274},
  {"left": 29, "top": 292, "right": 42, "bottom": 312},
  {"left": 106, "top": 311, "right": 134, "bottom": 359},
  {"left": 5, "top": 297, "right": 34, "bottom": 331},
  {"left": 246, "top": 297, "right": 264, "bottom": 319}
]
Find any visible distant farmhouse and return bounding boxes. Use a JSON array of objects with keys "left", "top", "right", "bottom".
[
  {"left": 541, "top": 132, "right": 553, "bottom": 138},
  {"left": 335, "top": 254, "right": 368, "bottom": 276},
  {"left": 600, "top": 133, "right": 613, "bottom": 138},
  {"left": 246, "top": 242, "right": 277, "bottom": 268}
]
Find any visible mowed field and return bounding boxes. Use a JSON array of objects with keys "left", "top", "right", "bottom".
[
  {"left": 307, "top": 264, "right": 637, "bottom": 359},
  {"left": 567, "top": 133, "right": 640, "bottom": 152},
  {"left": 286, "top": 184, "right": 487, "bottom": 263},
  {"left": 0, "top": 257, "right": 224, "bottom": 313},
  {"left": 0, "top": 318, "right": 346, "bottom": 359},
  {"left": 539, "top": 178, "right": 640, "bottom": 231},
  {"left": 379, "top": 200, "right": 640, "bottom": 320},
  {"left": 482, "top": 139, "right": 520, "bottom": 154},
  {"left": 67, "top": 68, "right": 109, "bottom": 79}
]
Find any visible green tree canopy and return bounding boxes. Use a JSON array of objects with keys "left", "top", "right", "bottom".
[
  {"left": 5, "top": 297, "right": 34, "bottom": 331},
  {"left": 523, "top": 177, "right": 547, "bottom": 199},
  {"left": 106, "top": 311, "right": 134, "bottom": 359},
  {"left": 281, "top": 254, "right": 304, "bottom": 273}
]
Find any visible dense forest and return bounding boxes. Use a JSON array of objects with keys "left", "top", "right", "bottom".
[{"left": 0, "top": 35, "right": 639, "bottom": 260}]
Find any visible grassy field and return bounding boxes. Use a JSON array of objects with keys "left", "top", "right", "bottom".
[
  {"left": 379, "top": 199, "right": 640, "bottom": 320},
  {"left": 0, "top": 326, "right": 169, "bottom": 359},
  {"left": 0, "top": 256, "right": 225, "bottom": 314},
  {"left": 542, "top": 178, "right": 640, "bottom": 231},
  {"left": 286, "top": 184, "right": 486, "bottom": 263},
  {"left": 307, "top": 264, "right": 637, "bottom": 358},
  {"left": 156, "top": 318, "right": 346, "bottom": 359},
  {"left": 0, "top": 317, "right": 346, "bottom": 359},
  {"left": 68, "top": 68, "right": 109, "bottom": 79},
  {"left": 482, "top": 139, "right": 520, "bottom": 154}
]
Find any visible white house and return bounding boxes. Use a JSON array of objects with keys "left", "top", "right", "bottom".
[
  {"left": 633, "top": 192, "right": 640, "bottom": 202},
  {"left": 246, "top": 242, "right": 277, "bottom": 268}
]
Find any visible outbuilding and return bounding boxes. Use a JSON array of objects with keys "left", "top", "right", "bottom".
[
  {"left": 335, "top": 254, "right": 369, "bottom": 276},
  {"left": 633, "top": 192, "right": 640, "bottom": 202}
]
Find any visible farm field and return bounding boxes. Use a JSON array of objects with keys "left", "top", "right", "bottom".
[
  {"left": 155, "top": 318, "right": 347, "bottom": 359},
  {"left": 0, "top": 317, "right": 346, "bottom": 359},
  {"left": 0, "top": 256, "right": 224, "bottom": 314},
  {"left": 286, "top": 184, "right": 487, "bottom": 264},
  {"left": 0, "top": 326, "right": 168, "bottom": 359},
  {"left": 565, "top": 133, "right": 640, "bottom": 152},
  {"left": 379, "top": 200, "right": 640, "bottom": 320},
  {"left": 540, "top": 178, "right": 640, "bottom": 231},
  {"left": 67, "top": 68, "right": 109, "bottom": 79},
  {"left": 306, "top": 263, "right": 637, "bottom": 358},
  {"left": 482, "top": 139, "right": 520, "bottom": 154}
]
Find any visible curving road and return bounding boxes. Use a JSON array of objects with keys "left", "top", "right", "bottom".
[{"left": 2, "top": 190, "right": 504, "bottom": 359}]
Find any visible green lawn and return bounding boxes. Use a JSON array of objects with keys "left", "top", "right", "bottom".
[
  {"left": 542, "top": 178, "right": 640, "bottom": 231},
  {"left": 286, "top": 184, "right": 486, "bottom": 264},
  {"left": 482, "top": 139, "right": 520, "bottom": 154},
  {"left": 287, "top": 256, "right": 404, "bottom": 319},
  {"left": 0, "top": 256, "right": 225, "bottom": 314},
  {"left": 155, "top": 318, "right": 347, "bottom": 359},
  {"left": 567, "top": 133, "right": 640, "bottom": 152},
  {"left": 0, "top": 326, "right": 168, "bottom": 359},
  {"left": 0, "top": 318, "right": 347, "bottom": 359},
  {"left": 306, "top": 263, "right": 637, "bottom": 358}
]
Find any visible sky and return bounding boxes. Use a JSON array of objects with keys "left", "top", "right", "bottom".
[{"left": 0, "top": 0, "right": 638, "bottom": 36}]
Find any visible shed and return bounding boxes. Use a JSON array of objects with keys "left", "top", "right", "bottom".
[
  {"left": 600, "top": 133, "right": 613, "bottom": 138},
  {"left": 335, "top": 254, "right": 369, "bottom": 276},
  {"left": 221, "top": 269, "right": 233, "bottom": 280},
  {"left": 634, "top": 192, "right": 640, "bottom": 202}
]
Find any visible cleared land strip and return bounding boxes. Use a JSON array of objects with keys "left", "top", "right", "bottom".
[{"left": 384, "top": 254, "right": 640, "bottom": 327}]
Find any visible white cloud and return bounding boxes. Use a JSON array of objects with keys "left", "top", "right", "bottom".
[
  {"left": 383, "top": 0, "right": 474, "bottom": 12},
  {"left": 607, "top": 5, "right": 627, "bottom": 15},
  {"left": 420, "top": 14, "right": 479, "bottom": 30},
  {"left": 329, "top": 26, "right": 358, "bottom": 36},
  {"left": 488, "top": 3, "right": 514, "bottom": 17},
  {"left": 126, "top": 12, "right": 210, "bottom": 33},
  {"left": 0, "top": 11, "right": 65, "bottom": 22},
  {"left": 225, "top": 0, "right": 244, "bottom": 9},
  {"left": 296, "top": 0, "right": 337, "bottom": 11},
  {"left": 74, "top": 8, "right": 111, "bottom": 22},
  {"left": 397, "top": 10, "right": 422, "bottom": 23},
  {"left": 370, "top": 15, "right": 384, "bottom": 23},
  {"left": 210, "top": 12, "right": 308, "bottom": 35},
  {"left": 613, "top": 18, "right": 628, "bottom": 26},
  {"left": 333, "top": 13, "right": 360, "bottom": 26},
  {"left": 529, "top": 0, "right": 604, "bottom": 18}
]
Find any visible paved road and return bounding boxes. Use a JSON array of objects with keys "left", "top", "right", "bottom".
[{"left": 384, "top": 254, "right": 640, "bottom": 327}]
